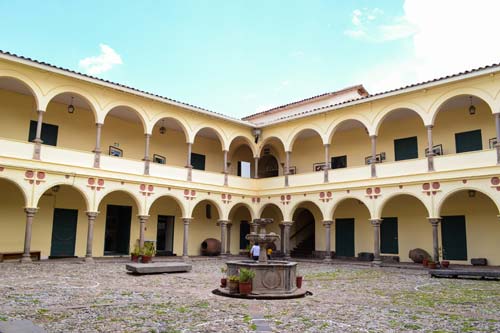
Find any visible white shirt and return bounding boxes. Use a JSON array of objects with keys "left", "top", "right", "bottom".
[{"left": 251, "top": 244, "right": 260, "bottom": 257}]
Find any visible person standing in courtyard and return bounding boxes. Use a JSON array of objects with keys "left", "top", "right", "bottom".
[{"left": 250, "top": 243, "right": 260, "bottom": 261}]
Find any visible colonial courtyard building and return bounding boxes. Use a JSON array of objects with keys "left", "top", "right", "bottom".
[{"left": 1, "top": 50, "right": 499, "bottom": 266}]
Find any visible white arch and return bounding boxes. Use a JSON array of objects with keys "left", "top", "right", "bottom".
[
  {"left": 257, "top": 136, "right": 286, "bottom": 157},
  {"left": 148, "top": 114, "right": 191, "bottom": 142},
  {"left": 257, "top": 203, "right": 285, "bottom": 221},
  {"left": 191, "top": 125, "right": 228, "bottom": 151},
  {"left": 430, "top": 88, "right": 495, "bottom": 125},
  {"left": 0, "top": 70, "right": 42, "bottom": 110},
  {"left": 326, "top": 115, "right": 371, "bottom": 143},
  {"left": 377, "top": 192, "right": 431, "bottom": 218},
  {"left": 286, "top": 125, "right": 326, "bottom": 152},
  {"left": 289, "top": 200, "right": 325, "bottom": 221},
  {"left": 42, "top": 85, "right": 100, "bottom": 123},
  {"left": 146, "top": 194, "right": 187, "bottom": 218},
  {"left": 0, "top": 176, "right": 29, "bottom": 208},
  {"left": 228, "top": 202, "right": 257, "bottom": 221},
  {"left": 372, "top": 103, "right": 428, "bottom": 135},
  {"left": 436, "top": 187, "right": 500, "bottom": 217},
  {"left": 189, "top": 198, "right": 224, "bottom": 220},
  {"left": 33, "top": 183, "right": 91, "bottom": 212},
  {"left": 228, "top": 135, "right": 258, "bottom": 158},
  {"left": 327, "top": 195, "right": 372, "bottom": 219},
  {"left": 101, "top": 102, "right": 149, "bottom": 133},
  {"left": 96, "top": 189, "right": 143, "bottom": 214}
]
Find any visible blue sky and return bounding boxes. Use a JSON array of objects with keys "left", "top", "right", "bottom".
[{"left": 1, "top": 1, "right": 498, "bottom": 118}]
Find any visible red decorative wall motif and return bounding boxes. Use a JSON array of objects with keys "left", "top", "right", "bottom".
[
  {"left": 365, "top": 187, "right": 381, "bottom": 199},
  {"left": 280, "top": 194, "right": 291, "bottom": 205},
  {"left": 319, "top": 191, "right": 332, "bottom": 203},
  {"left": 221, "top": 193, "right": 232, "bottom": 204},
  {"left": 87, "top": 177, "right": 105, "bottom": 191},
  {"left": 25, "top": 170, "right": 46, "bottom": 185},
  {"left": 251, "top": 197, "right": 261, "bottom": 204},
  {"left": 139, "top": 184, "right": 155, "bottom": 196},
  {"left": 490, "top": 177, "right": 500, "bottom": 191},
  {"left": 422, "top": 182, "right": 440, "bottom": 196},
  {"left": 184, "top": 189, "right": 196, "bottom": 200}
]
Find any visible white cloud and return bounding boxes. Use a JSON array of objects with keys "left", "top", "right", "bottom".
[
  {"left": 350, "top": 0, "right": 500, "bottom": 94},
  {"left": 79, "top": 44, "right": 123, "bottom": 75}
]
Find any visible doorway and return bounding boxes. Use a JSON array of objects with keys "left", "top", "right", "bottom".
[
  {"left": 104, "top": 205, "right": 132, "bottom": 255},
  {"left": 381, "top": 217, "right": 398, "bottom": 254},
  {"left": 335, "top": 218, "right": 355, "bottom": 257},
  {"left": 156, "top": 215, "right": 175, "bottom": 256},
  {"left": 441, "top": 215, "right": 468, "bottom": 260},
  {"left": 50, "top": 208, "right": 78, "bottom": 258}
]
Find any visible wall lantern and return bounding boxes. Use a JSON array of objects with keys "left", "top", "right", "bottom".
[
  {"left": 468, "top": 190, "right": 476, "bottom": 198},
  {"left": 252, "top": 128, "right": 262, "bottom": 144},
  {"left": 159, "top": 119, "right": 166, "bottom": 135},
  {"left": 468, "top": 96, "right": 476, "bottom": 115},
  {"left": 67, "top": 96, "right": 75, "bottom": 114}
]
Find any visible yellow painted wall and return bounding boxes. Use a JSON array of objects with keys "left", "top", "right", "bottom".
[
  {"left": 330, "top": 127, "right": 371, "bottom": 167},
  {"left": 150, "top": 129, "right": 187, "bottom": 168},
  {"left": 440, "top": 191, "right": 500, "bottom": 265},
  {"left": 0, "top": 180, "right": 28, "bottom": 253},
  {"left": 229, "top": 145, "right": 255, "bottom": 176},
  {"left": 332, "top": 199, "right": 372, "bottom": 255},
  {"left": 291, "top": 136, "right": 323, "bottom": 174},
  {"left": 228, "top": 206, "right": 252, "bottom": 254},
  {"left": 192, "top": 137, "right": 224, "bottom": 173},
  {"left": 189, "top": 201, "right": 220, "bottom": 255},
  {"left": 0, "top": 89, "right": 36, "bottom": 142},
  {"left": 148, "top": 196, "right": 184, "bottom": 256},
  {"left": 102, "top": 115, "right": 145, "bottom": 160}
]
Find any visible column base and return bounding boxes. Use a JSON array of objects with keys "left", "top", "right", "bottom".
[
  {"left": 323, "top": 257, "right": 333, "bottom": 263},
  {"left": 20, "top": 256, "right": 32, "bottom": 263},
  {"left": 182, "top": 255, "right": 191, "bottom": 262},
  {"left": 371, "top": 259, "right": 382, "bottom": 266},
  {"left": 84, "top": 256, "right": 95, "bottom": 263}
]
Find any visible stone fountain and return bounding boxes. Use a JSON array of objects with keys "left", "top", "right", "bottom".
[{"left": 215, "top": 218, "right": 307, "bottom": 299}]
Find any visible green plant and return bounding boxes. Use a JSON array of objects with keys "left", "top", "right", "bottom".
[
  {"left": 228, "top": 275, "right": 240, "bottom": 282},
  {"left": 239, "top": 268, "right": 255, "bottom": 283},
  {"left": 220, "top": 265, "right": 227, "bottom": 276},
  {"left": 141, "top": 242, "right": 156, "bottom": 257},
  {"left": 131, "top": 244, "right": 140, "bottom": 256}
]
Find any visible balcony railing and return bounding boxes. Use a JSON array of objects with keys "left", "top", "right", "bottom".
[{"left": 433, "top": 149, "right": 496, "bottom": 171}]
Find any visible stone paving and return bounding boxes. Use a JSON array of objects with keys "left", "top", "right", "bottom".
[{"left": 0, "top": 259, "right": 499, "bottom": 332}]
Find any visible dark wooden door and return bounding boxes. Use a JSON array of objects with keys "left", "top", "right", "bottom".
[
  {"left": 104, "top": 205, "right": 132, "bottom": 255},
  {"left": 29, "top": 120, "right": 59, "bottom": 146},
  {"left": 381, "top": 217, "right": 398, "bottom": 254},
  {"left": 394, "top": 136, "right": 418, "bottom": 161},
  {"left": 335, "top": 218, "right": 355, "bottom": 257},
  {"left": 50, "top": 208, "right": 78, "bottom": 257},
  {"left": 239, "top": 220, "right": 250, "bottom": 249},
  {"left": 156, "top": 215, "right": 174, "bottom": 255},
  {"left": 441, "top": 215, "right": 468, "bottom": 260},
  {"left": 191, "top": 153, "right": 206, "bottom": 170},
  {"left": 455, "top": 129, "right": 482, "bottom": 153}
]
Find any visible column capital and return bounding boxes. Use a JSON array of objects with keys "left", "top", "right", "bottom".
[
  {"left": 369, "top": 218, "right": 382, "bottom": 226},
  {"left": 281, "top": 221, "right": 294, "bottom": 227},
  {"left": 138, "top": 215, "right": 149, "bottom": 222},
  {"left": 144, "top": 133, "right": 152, "bottom": 138},
  {"left": 427, "top": 217, "right": 441, "bottom": 225},
  {"left": 322, "top": 220, "right": 334, "bottom": 227},
  {"left": 218, "top": 219, "right": 230, "bottom": 226},
  {"left": 96, "top": 122, "right": 103, "bottom": 127},
  {"left": 86, "top": 211, "right": 99, "bottom": 219},
  {"left": 36, "top": 109, "right": 45, "bottom": 114},
  {"left": 370, "top": 134, "right": 377, "bottom": 139},
  {"left": 425, "top": 124, "right": 434, "bottom": 130},
  {"left": 182, "top": 217, "right": 193, "bottom": 225},
  {"left": 323, "top": 143, "right": 330, "bottom": 148},
  {"left": 24, "top": 208, "right": 38, "bottom": 216}
]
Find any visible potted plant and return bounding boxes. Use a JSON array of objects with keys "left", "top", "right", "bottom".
[
  {"left": 441, "top": 260, "right": 450, "bottom": 268},
  {"left": 220, "top": 266, "right": 228, "bottom": 288},
  {"left": 130, "top": 244, "right": 140, "bottom": 262},
  {"left": 296, "top": 274, "right": 303, "bottom": 289},
  {"left": 427, "top": 260, "right": 437, "bottom": 269},
  {"left": 228, "top": 275, "right": 240, "bottom": 294},
  {"left": 239, "top": 268, "right": 255, "bottom": 295},
  {"left": 422, "top": 258, "right": 429, "bottom": 267},
  {"left": 141, "top": 242, "right": 156, "bottom": 263}
]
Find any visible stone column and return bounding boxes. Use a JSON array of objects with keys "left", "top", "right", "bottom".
[
  {"left": 282, "top": 221, "right": 293, "bottom": 259},
  {"left": 324, "top": 144, "right": 330, "bottom": 183},
  {"left": 182, "top": 218, "right": 192, "bottom": 259},
  {"left": 284, "top": 151, "right": 291, "bottom": 187},
  {"left": 32, "top": 110, "right": 44, "bottom": 160},
  {"left": 370, "top": 219, "right": 382, "bottom": 264},
  {"left": 85, "top": 212, "right": 98, "bottom": 262},
  {"left": 186, "top": 143, "right": 193, "bottom": 181},
  {"left": 223, "top": 150, "right": 228, "bottom": 186},
  {"left": 219, "top": 220, "right": 228, "bottom": 256},
  {"left": 426, "top": 125, "right": 435, "bottom": 171},
  {"left": 279, "top": 223, "right": 285, "bottom": 253},
  {"left": 93, "top": 123, "right": 103, "bottom": 168},
  {"left": 323, "top": 220, "right": 333, "bottom": 261},
  {"left": 495, "top": 113, "right": 500, "bottom": 164},
  {"left": 254, "top": 157, "right": 259, "bottom": 179},
  {"left": 143, "top": 134, "right": 151, "bottom": 175},
  {"left": 370, "top": 135, "right": 377, "bottom": 178},
  {"left": 21, "top": 208, "right": 38, "bottom": 263},
  {"left": 226, "top": 223, "right": 232, "bottom": 255},
  {"left": 138, "top": 215, "right": 149, "bottom": 249},
  {"left": 428, "top": 218, "right": 441, "bottom": 262}
]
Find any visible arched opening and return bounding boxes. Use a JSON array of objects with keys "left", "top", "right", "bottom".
[
  {"left": 380, "top": 194, "right": 430, "bottom": 262},
  {"left": 259, "top": 203, "right": 284, "bottom": 254},
  {"left": 290, "top": 129, "right": 323, "bottom": 175},
  {"left": 228, "top": 137, "right": 255, "bottom": 178},
  {"left": 434, "top": 95, "right": 494, "bottom": 155},
  {"left": 103, "top": 106, "right": 146, "bottom": 161},
  {"left": 332, "top": 198, "right": 371, "bottom": 259},
  {"left": 439, "top": 189, "right": 500, "bottom": 265},
  {"left": 258, "top": 137, "right": 285, "bottom": 178},
  {"left": 189, "top": 200, "right": 221, "bottom": 256},
  {"left": 44, "top": 93, "right": 97, "bottom": 152},
  {"left": 290, "top": 202, "right": 322, "bottom": 258},
  {"left": 228, "top": 204, "right": 253, "bottom": 254},
  {"left": 0, "top": 77, "right": 38, "bottom": 145},
  {"left": 0, "top": 179, "right": 27, "bottom": 254},
  {"left": 97, "top": 190, "right": 140, "bottom": 256},
  {"left": 150, "top": 117, "right": 188, "bottom": 168},
  {"left": 148, "top": 196, "right": 184, "bottom": 256},
  {"left": 36, "top": 185, "right": 89, "bottom": 258},
  {"left": 329, "top": 119, "right": 371, "bottom": 168},
  {"left": 377, "top": 109, "right": 426, "bottom": 163},
  {"left": 192, "top": 128, "right": 224, "bottom": 173}
]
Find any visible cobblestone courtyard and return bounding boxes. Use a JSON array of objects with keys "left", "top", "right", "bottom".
[{"left": 0, "top": 260, "right": 499, "bottom": 332}]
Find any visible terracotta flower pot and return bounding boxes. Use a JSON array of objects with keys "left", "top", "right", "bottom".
[
  {"left": 141, "top": 255, "right": 153, "bottom": 263},
  {"left": 422, "top": 259, "right": 429, "bottom": 267},
  {"left": 296, "top": 276, "right": 303, "bottom": 289},
  {"left": 441, "top": 260, "right": 450, "bottom": 268},
  {"left": 220, "top": 278, "right": 227, "bottom": 288},
  {"left": 131, "top": 255, "right": 139, "bottom": 262},
  {"left": 427, "top": 262, "right": 437, "bottom": 269},
  {"left": 229, "top": 280, "right": 239, "bottom": 294},
  {"left": 239, "top": 281, "right": 252, "bottom": 295}
]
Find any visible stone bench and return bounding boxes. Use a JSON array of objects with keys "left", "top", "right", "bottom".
[
  {"left": 430, "top": 269, "right": 500, "bottom": 279},
  {"left": 126, "top": 262, "right": 192, "bottom": 275},
  {"left": 0, "top": 251, "right": 41, "bottom": 262}
]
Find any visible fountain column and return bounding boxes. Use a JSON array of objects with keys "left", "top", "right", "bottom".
[
  {"left": 322, "top": 220, "right": 333, "bottom": 261},
  {"left": 282, "top": 221, "right": 293, "bottom": 259}
]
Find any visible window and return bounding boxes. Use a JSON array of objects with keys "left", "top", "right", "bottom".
[
  {"left": 28, "top": 120, "right": 58, "bottom": 146},
  {"left": 455, "top": 129, "right": 482, "bottom": 153},
  {"left": 191, "top": 153, "right": 206, "bottom": 170},
  {"left": 394, "top": 136, "right": 418, "bottom": 161},
  {"left": 237, "top": 161, "right": 251, "bottom": 178},
  {"left": 331, "top": 155, "right": 347, "bottom": 169}
]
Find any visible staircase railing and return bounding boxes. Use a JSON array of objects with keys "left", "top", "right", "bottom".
[{"left": 290, "top": 224, "right": 313, "bottom": 241}]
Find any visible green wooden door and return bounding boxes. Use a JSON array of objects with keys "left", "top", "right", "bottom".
[
  {"left": 191, "top": 153, "right": 206, "bottom": 170},
  {"left": 335, "top": 218, "right": 355, "bottom": 257},
  {"left": 441, "top": 215, "right": 468, "bottom": 260},
  {"left": 455, "top": 129, "right": 482, "bottom": 153},
  {"left": 381, "top": 217, "right": 398, "bottom": 254},
  {"left": 29, "top": 120, "right": 59, "bottom": 146},
  {"left": 394, "top": 136, "right": 418, "bottom": 161},
  {"left": 104, "top": 205, "right": 132, "bottom": 255},
  {"left": 50, "top": 208, "right": 78, "bottom": 257}
]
